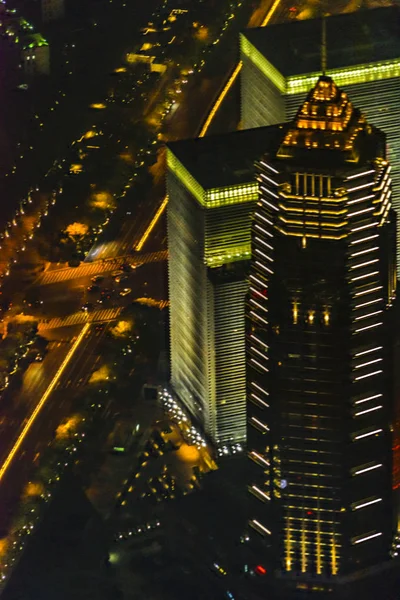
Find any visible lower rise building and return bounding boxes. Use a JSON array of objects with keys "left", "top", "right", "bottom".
[{"left": 167, "top": 127, "right": 281, "bottom": 446}]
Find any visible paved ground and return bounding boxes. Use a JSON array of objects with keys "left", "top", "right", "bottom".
[
  {"left": 37, "top": 250, "right": 168, "bottom": 286},
  {"left": 38, "top": 307, "right": 123, "bottom": 331}
]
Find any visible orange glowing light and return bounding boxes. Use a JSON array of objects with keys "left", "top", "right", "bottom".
[
  {"left": 198, "top": 61, "right": 242, "bottom": 138},
  {"left": 199, "top": 0, "right": 283, "bottom": 138},
  {"left": 0, "top": 323, "right": 90, "bottom": 484},
  {"left": 135, "top": 196, "right": 168, "bottom": 251},
  {"left": 135, "top": 0, "right": 283, "bottom": 248}
]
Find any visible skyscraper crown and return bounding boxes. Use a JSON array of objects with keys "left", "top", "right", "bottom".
[{"left": 278, "top": 75, "right": 369, "bottom": 162}]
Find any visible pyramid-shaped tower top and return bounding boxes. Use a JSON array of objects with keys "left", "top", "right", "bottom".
[
  {"left": 277, "top": 75, "right": 369, "bottom": 163},
  {"left": 297, "top": 76, "right": 352, "bottom": 131}
]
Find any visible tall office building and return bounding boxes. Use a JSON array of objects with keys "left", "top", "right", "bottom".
[
  {"left": 246, "top": 76, "right": 396, "bottom": 593},
  {"left": 167, "top": 128, "right": 283, "bottom": 446},
  {"left": 240, "top": 7, "right": 400, "bottom": 269}
]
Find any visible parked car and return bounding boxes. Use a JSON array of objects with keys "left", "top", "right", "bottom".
[
  {"left": 81, "top": 302, "right": 94, "bottom": 312},
  {"left": 119, "top": 288, "right": 132, "bottom": 297},
  {"left": 91, "top": 275, "right": 104, "bottom": 283}
]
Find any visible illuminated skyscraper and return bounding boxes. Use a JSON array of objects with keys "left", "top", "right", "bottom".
[
  {"left": 246, "top": 76, "right": 396, "bottom": 594},
  {"left": 167, "top": 128, "right": 282, "bottom": 446},
  {"left": 240, "top": 6, "right": 400, "bottom": 269}
]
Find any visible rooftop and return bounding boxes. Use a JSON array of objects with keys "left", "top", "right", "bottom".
[
  {"left": 242, "top": 6, "right": 400, "bottom": 77},
  {"left": 167, "top": 124, "right": 285, "bottom": 190},
  {"left": 277, "top": 75, "right": 384, "bottom": 166},
  {"left": 169, "top": 77, "right": 385, "bottom": 185}
]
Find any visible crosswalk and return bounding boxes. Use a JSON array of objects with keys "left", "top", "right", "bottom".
[
  {"left": 38, "top": 250, "right": 168, "bottom": 286},
  {"left": 38, "top": 307, "right": 122, "bottom": 331},
  {"left": 41, "top": 258, "right": 122, "bottom": 285}
]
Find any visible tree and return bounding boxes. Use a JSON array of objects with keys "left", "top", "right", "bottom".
[
  {"left": 90, "top": 191, "right": 116, "bottom": 211},
  {"left": 89, "top": 364, "right": 111, "bottom": 384},
  {"left": 65, "top": 222, "right": 89, "bottom": 240},
  {"left": 109, "top": 319, "right": 133, "bottom": 338}
]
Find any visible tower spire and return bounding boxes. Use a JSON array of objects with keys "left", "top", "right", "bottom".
[{"left": 321, "top": 15, "right": 327, "bottom": 75}]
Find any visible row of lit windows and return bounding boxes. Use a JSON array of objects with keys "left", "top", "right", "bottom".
[
  {"left": 205, "top": 246, "right": 251, "bottom": 267},
  {"left": 287, "top": 61, "right": 400, "bottom": 95},
  {"left": 208, "top": 183, "right": 257, "bottom": 201}
]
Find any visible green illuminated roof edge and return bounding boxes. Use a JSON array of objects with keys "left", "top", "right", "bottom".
[
  {"left": 167, "top": 148, "right": 205, "bottom": 205},
  {"left": 241, "top": 34, "right": 400, "bottom": 95},
  {"left": 240, "top": 33, "right": 286, "bottom": 93},
  {"left": 168, "top": 149, "right": 259, "bottom": 208},
  {"left": 286, "top": 59, "right": 400, "bottom": 94}
]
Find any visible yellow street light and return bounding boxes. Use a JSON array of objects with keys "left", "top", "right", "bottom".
[
  {"left": 0, "top": 323, "right": 90, "bottom": 484},
  {"left": 135, "top": 0, "right": 284, "bottom": 251}
]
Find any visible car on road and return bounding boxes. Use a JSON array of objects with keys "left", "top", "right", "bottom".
[
  {"left": 119, "top": 288, "right": 131, "bottom": 297},
  {"left": 211, "top": 563, "right": 227, "bottom": 577},
  {"left": 112, "top": 270, "right": 123, "bottom": 278},
  {"left": 91, "top": 275, "right": 104, "bottom": 283},
  {"left": 26, "top": 298, "right": 43, "bottom": 308},
  {"left": 81, "top": 302, "right": 94, "bottom": 312},
  {"left": 97, "top": 293, "right": 114, "bottom": 305},
  {"left": 121, "top": 263, "right": 133, "bottom": 272},
  {"left": 87, "top": 284, "right": 100, "bottom": 293},
  {"left": 115, "top": 274, "right": 129, "bottom": 284}
]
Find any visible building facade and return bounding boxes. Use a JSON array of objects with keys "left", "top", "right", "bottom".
[
  {"left": 22, "top": 34, "right": 50, "bottom": 77},
  {"left": 167, "top": 127, "right": 283, "bottom": 447},
  {"left": 240, "top": 7, "right": 400, "bottom": 270},
  {"left": 246, "top": 76, "right": 396, "bottom": 590},
  {"left": 167, "top": 143, "right": 253, "bottom": 446}
]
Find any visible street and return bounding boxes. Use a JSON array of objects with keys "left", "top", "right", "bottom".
[
  {"left": 0, "top": 322, "right": 112, "bottom": 533},
  {"left": 38, "top": 250, "right": 167, "bottom": 285}
]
